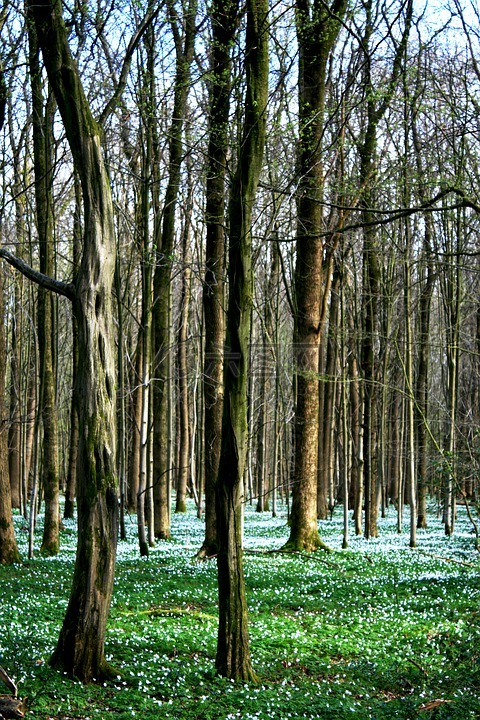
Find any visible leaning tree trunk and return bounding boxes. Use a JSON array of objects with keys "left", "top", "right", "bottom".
[
  {"left": 30, "top": 0, "right": 118, "bottom": 682},
  {"left": 215, "top": 0, "right": 268, "bottom": 682}
]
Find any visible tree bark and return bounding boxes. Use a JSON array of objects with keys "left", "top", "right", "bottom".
[
  {"left": 29, "top": 0, "right": 118, "bottom": 681},
  {"left": 199, "top": 0, "right": 239, "bottom": 557},
  {"left": 215, "top": 0, "right": 268, "bottom": 681},
  {"left": 285, "top": 0, "right": 347, "bottom": 552}
]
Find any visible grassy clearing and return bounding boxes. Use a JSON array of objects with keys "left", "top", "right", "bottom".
[{"left": 0, "top": 503, "right": 479, "bottom": 719}]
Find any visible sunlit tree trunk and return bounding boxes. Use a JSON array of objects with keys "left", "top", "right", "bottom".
[{"left": 285, "top": 0, "right": 347, "bottom": 552}]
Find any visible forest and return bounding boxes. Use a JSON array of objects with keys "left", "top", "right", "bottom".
[{"left": 0, "top": 0, "right": 480, "bottom": 715}]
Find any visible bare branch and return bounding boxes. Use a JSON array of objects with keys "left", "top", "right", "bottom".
[
  {"left": 0, "top": 249, "right": 75, "bottom": 300},
  {"left": 99, "top": 4, "right": 162, "bottom": 126}
]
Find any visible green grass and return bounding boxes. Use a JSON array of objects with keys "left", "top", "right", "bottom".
[{"left": 1, "top": 503, "right": 479, "bottom": 719}]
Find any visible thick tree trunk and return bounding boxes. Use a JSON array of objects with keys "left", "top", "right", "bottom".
[
  {"left": 215, "top": 0, "right": 268, "bottom": 681},
  {"left": 49, "top": 159, "right": 118, "bottom": 680},
  {"left": 200, "top": 0, "right": 238, "bottom": 555},
  {"left": 30, "top": 0, "right": 118, "bottom": 682},
  {"left": 285, "top": 0, "right": 346, "bottom": 552}
]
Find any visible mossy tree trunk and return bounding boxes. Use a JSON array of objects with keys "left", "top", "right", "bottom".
[
  {"left": 200, "top": 0, "right": 239, "bottom": 557},
  {"left": 285, "top": 0, "right": 347, "bottom": 552},
  {"left": 215, "top": 0, "right": 268, "bottom": 681},
  {"left": 29, "top": 0, "right": 118, "bottom": 682}
]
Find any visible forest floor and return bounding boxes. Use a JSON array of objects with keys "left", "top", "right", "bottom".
[{"left": 0, "top": 501, "right": 479, "bottom": 719}]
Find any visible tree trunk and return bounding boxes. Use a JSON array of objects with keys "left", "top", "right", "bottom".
[
  {"left": 215, "top": 0, "right": 268, "bottom": 681},
  {"left": 30, "top": 0, "right": 118, "bottom": 682},
  {"left": 64, "top": 176, "right": 82, "bottom": 520},
  {"left": 256, "top": 247, "right": 278, "bottom": 513},
  {"left": 8, "top": 153, "right": 26, "bottom": 511},
  {"left": 285, "top": 0, "right": 347, "bottom": 552},
  {"left": 358, "top": 0, "right": 412, "bottom": 540},
  {"left": 137, "top": 22, "right": 156, "bottom": 557},
  {"left": 199, "top": 0, "right": 238, "bottom": 556},
  {"left": 412, "top": 110, "right": 435, "bottom": 529},
  {"left": 0, "top": 270, "right": 21, "bottom": 565},
  {"left": 153, "top": 0, "right": 197, "bottom": 533},
  {"left": 318, "top": 269, "right": 340, "bottom": 518},
  {"left": 176, "top": 171, "right": 193, "bottom": 513},
  {"left": 128, "top": 334, "right": 142, "bottom": 513},
  {"left": 28, "top": 20, "right": 60, "bottom": 555},
  {"left": 8, "top": 281, "right": 22, "bottom": 510}
]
